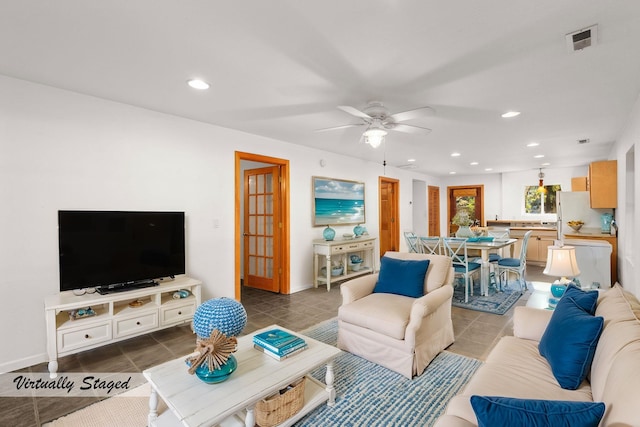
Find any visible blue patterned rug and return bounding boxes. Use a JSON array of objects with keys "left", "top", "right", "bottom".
[
  {"left": 295, "top": 319, "right": 482, "bottom": 427},
  {"left": 452, "top": 279, "right": 525, "bottom": 315}
]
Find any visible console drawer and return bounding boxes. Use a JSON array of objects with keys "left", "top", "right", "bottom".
[
  {"left": 161, "top": 301, "right": 196, "bottom": 326},
  {"left": 57, "top": 322, "right": 112, "bottom": 353},
  {"left": 114, "top": 311, "right": 158, "bottom": 338}
]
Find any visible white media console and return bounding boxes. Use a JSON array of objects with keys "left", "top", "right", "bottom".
[{"left": 45, "top": 275, "right": 202, "bottom": 377}]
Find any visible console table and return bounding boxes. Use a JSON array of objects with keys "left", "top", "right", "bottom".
[
  {"left": 44, "top": 275, "right": 201, "bottom": 377},
  {"left": 313, "top": 236, "right": 376, "bottom": 291}
]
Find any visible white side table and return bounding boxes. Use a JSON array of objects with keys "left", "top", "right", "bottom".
[{"left": 526, "top": 281, "right": 553, "bottom": 310}]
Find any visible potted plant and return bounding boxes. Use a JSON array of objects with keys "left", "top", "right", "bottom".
[{"left": 452, "top": 209, "right": 474, "bottom": 237}]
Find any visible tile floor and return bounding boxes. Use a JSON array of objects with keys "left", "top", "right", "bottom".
[{"left": 3, "top": 265, "right": 547, "bottom": 426}]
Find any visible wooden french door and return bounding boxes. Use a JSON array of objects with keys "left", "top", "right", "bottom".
[
  {"left": 244, "top": 166, "right": 280, "bottom": 292},
  {"left": 428, "top": 186, "right": 440, "bottom": 236},
  {"left": 447, "top": 185, "right": 484, "bottom": 235},
  {"left": 379, "top": 177, "right": 399, "bottom": 257}
]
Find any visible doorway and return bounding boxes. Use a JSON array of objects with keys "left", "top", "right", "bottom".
[
  {"left": 428, "top": 186, "right": 440, "bottom": 236},
  {"left": 379, "top": 177, "right": 399, "bottom": 256},
  {"left": 447, "top": 185, "right": 484, "bottom": 235},
  {"left": 235, "top": 152, "right": 290, "bottom": 300}
]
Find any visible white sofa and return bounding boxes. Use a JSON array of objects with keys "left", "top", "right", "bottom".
[
  {"left": 337, "top": 252, "right": 454, "bottom": 379},
  {"left": 435, "top": 283, "right": 640, "bottom": 426}
]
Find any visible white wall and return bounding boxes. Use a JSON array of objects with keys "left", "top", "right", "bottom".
[
  {"left": 0, "top": 75, "right": 435, "bottom": 371},
  {"left": 612, "top": 91, "right": 640, "bottom": 297},
  {"left": 499, "top": 166, "right": 589, "bottom": 221}
]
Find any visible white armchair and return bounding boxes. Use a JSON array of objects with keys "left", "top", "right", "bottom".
[{"left": 337, "top": 251, "right": 455, "bottom": 378}]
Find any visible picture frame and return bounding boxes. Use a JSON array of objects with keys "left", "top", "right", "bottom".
[{"left": 312, "top": 176, "right": 365, "bottom": 226}]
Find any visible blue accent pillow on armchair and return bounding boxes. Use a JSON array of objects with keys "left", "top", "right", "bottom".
[
  {"left": 373, "top": 257, "right": 430, "bottom": 298},
  {"left": 539, "top": 294, "right": 604, "bottom": 390},
  {"left": 562, "top": 284, "right": 599, "bottom": 314},
  {"left": 470, "top": 396, "right": 605, "bottom": 427}
]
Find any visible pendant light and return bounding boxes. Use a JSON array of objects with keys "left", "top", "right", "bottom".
[{"left": 537, "top": 168, "right": 547, "bottom": 194}]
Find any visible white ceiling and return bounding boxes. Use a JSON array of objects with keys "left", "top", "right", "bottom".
[{"left": 2, "top": 1, "right": 640, "bottom": 176}]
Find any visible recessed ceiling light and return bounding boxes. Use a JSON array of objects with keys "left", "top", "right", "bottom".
[
  {"left": 501, "top": 111, "right": 520, "bottom": 118},
  {"left": 187, "top": 79, "right": 210, "bottom": 90},
  {"left": 407, "top": 158, "right": 416, "bottom": 162},
  {"left": 449, "top": 171, "right": 456, "bottom": 175},
  {"left": 527, "top": 142, "right": 539, "bottom": 147},
  {"left": 541, "top": 162, "right": 551, "bottom": 166},
  {"left": 451, "top": 152, "right": 461, "bottom": 157},
  {"left": 534, "top": 154, "right": 545, "bottom": 158},
  {"left": 485, "top": 168, "right": 493, "bottom": 171},
  {"left": 470, "top": 162, "right": 479, "bottom": 166}
]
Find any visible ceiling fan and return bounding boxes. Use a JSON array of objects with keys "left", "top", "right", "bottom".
[{"left": 317, "top": 101, "right": 435, "bottom": 148}]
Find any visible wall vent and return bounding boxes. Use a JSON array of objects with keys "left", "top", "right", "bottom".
[
  {"left": 578, "top": 139, "right": 590, "bottom": 144},
  {"left": 566, "top": 25, "right": 598, "bottom": 52}
]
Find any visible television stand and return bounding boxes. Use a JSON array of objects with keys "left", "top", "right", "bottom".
[
  {"left": 96, "top": 280, "right": 158, "bottom": 295},
  {"left": 45, "top": 275, "right": 202, "bottom": 378}
]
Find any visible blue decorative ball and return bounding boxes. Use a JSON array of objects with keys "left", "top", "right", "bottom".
[
  {"left": 550, "top": 284, "right": 567, "bottom": 298},
  {"left": 192, "top": 297, "right": 247, "bottom": 339}
]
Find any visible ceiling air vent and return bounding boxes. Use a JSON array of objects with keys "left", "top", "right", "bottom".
[{"left": 566, "top": 25, "right": 598, "bottom": 53}]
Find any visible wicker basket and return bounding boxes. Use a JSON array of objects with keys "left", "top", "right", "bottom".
[{"left": 255, "top": 377, "right": 305, "bottom": 427}]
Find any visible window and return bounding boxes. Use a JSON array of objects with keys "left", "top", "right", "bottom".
[{"left": 524, "top": 185, "right": 561, "bottom": 214}]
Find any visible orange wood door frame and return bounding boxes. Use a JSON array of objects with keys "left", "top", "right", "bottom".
[
  {"left": 428, "top": 186, "right": 440, "bottom": 236},
  {"left": 447, "top": 185, "right": 485, "bottom": 235},
  {"left": 235, "top": 152, "right": 290, "bottom": 300},
  {"left": 379, "top": 177, "right": 400, "bottom": 257}
]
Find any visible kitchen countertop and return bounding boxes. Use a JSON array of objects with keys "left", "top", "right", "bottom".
[{"left": 563, "top": 227, "right": 616, "bottom": 238}]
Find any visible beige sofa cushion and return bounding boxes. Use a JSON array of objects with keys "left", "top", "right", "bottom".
[
  {"left": 590, "top": 284, "right": 640, "bottom": 425},
  {"left": 338, "top": 293, "right": 413, "bottom": 340},
  {"left": 384, "top": 251, "right": 452, "bottom": 293}
]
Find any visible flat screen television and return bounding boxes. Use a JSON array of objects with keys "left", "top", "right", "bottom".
[{"left": 58, "top": 210, "right": 186, "bottom": 294}]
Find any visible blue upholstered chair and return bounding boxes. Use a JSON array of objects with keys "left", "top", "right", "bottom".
[
  {"left": 442, "top": 237, "right": 482, "bottom": 303},
  {"left": 496, "top": 230, "right": 532, "bottom": 291}
]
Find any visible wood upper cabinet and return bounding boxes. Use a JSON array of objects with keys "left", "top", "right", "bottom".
[
  {"left": 571, "top": 177, "right": 588, "bottom": 191},
  {"left": 589, "top": 160, "right": 617, "bottom": 208}
]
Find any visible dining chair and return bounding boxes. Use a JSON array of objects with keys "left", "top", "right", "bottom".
[
  {"left": 496, "top": 230, "right": 532, "bottom": 292},
  {"left": 486, "top": 227, "right": 510, "bottom": 262},
  {"left": 442, "top": 237, "right": 482, "bottom": 303},
  {"left": 404, "top": 231, "right": 422, "bottom": 253},
  {"left": 419, "top": 236, "right": 442, "bottom": 255}
]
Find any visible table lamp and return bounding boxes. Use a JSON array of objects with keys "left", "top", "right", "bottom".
[{"left": 543, "top": 245, "right": 581, "bottom": 307}]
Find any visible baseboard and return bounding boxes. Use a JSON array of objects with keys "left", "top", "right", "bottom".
[{"left": 0, "top": 352, "right": 47, "bottom": 374}]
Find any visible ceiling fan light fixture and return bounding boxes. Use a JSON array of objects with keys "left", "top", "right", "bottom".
[{"left": 363, "top": 126, "right": 387, "bottom": 148}]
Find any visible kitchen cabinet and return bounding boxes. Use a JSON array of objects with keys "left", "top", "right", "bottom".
[
  {"left": 571, "top": 177, "right": 588, "bottom": 191},
  {"left": 509, "top": 228, "right": 557, "bottom": 266},
  {"left": 589, "top": 160, "right": 617, "bottom": 208}
]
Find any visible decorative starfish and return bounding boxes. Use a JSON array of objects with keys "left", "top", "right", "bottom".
[{"left": 187, "top": 329, "right": 238, "bottom": 374}]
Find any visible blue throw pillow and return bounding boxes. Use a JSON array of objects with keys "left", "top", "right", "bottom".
[
  {"left": 470, "top": 396, "right": 605, "bottom": 427},
  {"left": 539, "top": 296, "right": 604, "bottom": 389},
  {"left": 563, "top": 284, "right": 599, "bottom": 314},
  {"left": 373, "top": 257, "right": 429, "bottom": 298}
]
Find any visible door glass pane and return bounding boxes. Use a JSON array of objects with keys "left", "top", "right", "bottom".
[
  {"left": 266, "top": 237, "right": 273, "bottom": 257},
  {"left": 266, "top": 216, "right": 273, "bottom": 234},
  {"left": 257, "top": 195, "right": 264, "bottom": 214},
  {"left": 257, "top": 237, "right": 264, "bottom": 255},
  {"left": 249, "top": 176, "right": 256, "bottom": 194},
  {"left": 265, "top": 174, "right": 273, "bottom": 193},
  {"left": 257, "top": 257, "right": 264, "bottom": 276},
  {"left": 249, "top": 236, "right": 256, "bottom": 253},
  {"left": 257, "top": 174, "right": 264, "bottom": 193},
  {"left": 257, "top": 216, "right": 264, "bottom": 234},
  {"left": 266, "top": 258, "right": 273, "bottom": 279},
  {"left": 249, "top": 216, "right": 256, "bottom": 234},
  {"left": 249, "top": 195, "right": 256, "bottom": 214},
  {"left": 265, "top": 194, "right": 273, "bottom": 215},
  {"left": 249, "top": 256, "right": 256, "bottom": 275}
]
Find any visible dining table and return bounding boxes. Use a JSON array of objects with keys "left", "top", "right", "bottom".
[{"left": 465, "top": 238, "right": 518, "bottom": 296}]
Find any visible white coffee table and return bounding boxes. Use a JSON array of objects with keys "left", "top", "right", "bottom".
[{"left": 143, "top": 325, "right": 342, "bottom": 427}]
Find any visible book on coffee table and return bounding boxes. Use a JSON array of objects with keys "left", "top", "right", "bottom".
[
  {"left": 253, "top": 343, "right": 308, "bottom": 360},
  {"left": 253, "top": 328, "right": 306, "bottom": 354}
]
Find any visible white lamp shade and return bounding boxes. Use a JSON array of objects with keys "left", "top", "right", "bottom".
[{"left": 543, "top": 246, "right": 581, "bottom": 278}]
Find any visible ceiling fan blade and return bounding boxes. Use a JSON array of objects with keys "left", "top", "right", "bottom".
[
  {"left": 390, "top": 106, "right": 435, "bottom": 122},
  {"left": 315, "top": 123, "right": 364, "bottom": 132},
  {"left": 391, "top": 123, "right": 432, "bottom": 135},
  {"left": 338, "top": 105, "right": 372, "bottom": 120}
]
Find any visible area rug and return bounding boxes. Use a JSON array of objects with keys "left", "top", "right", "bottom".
[
  {"left": 296, "top": 318, "right": 482, "bottom": 426},
  {"left": 45, "top": 318, "right": 481, "bottom": 427},
  {"left": 452, "top": 279, "right": 525, "bottom": 315}
]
